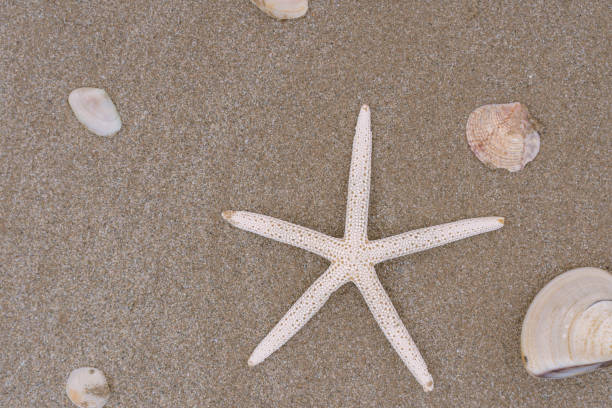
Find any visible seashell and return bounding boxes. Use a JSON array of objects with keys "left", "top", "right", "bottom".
[
  {"left": 466, "top": 102, "right": 540, "bottom": 172},
  {"left": 68, "top": 88, "right": 122, "bottom": 136},
  {"left": 250, "top": 0, "right": 308, "bottom": 19},
  {"left": 521, "top": 267, "right": 612, "bottom": 378},
  {"left": 66, "top": 367, "right": 110, "bottom": 408}
]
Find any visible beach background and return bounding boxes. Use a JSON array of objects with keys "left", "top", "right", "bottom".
[{"left": 1, "top": 1, "right": 610, "bottom": 406}]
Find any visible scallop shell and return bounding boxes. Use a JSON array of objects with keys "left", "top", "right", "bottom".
[
  {"left": 250, "top": 0, "right": 308, "bottom": 19},
  {"left": 466, "top": 102, "right": 540, "bottom": 172},
  {"left": 68, "top": 88, "right": 122, "bottom": 136},
  {"left": 65, "top": 367, "right": 110, "bottom": 408},
  {"left": 521, "top": 267, "right": 612, "bottom": 378}
]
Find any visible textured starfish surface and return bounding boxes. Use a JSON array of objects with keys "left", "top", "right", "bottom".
[{"left": 223, "top": 105, "right": 504, "bottom": 392}]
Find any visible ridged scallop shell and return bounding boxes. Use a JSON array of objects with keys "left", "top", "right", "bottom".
[
  {"left": 466, "top": 102, "right": 540, "bottom": 172},
  {"left": 66, "top": 367, "right": 110, "bottom": 408},
  {"left": 521, "top": 267, "right": 612, "bottom": 378},
  {"left": 68, "top": 88, "right": 122, "bottom": 136},
  {"left": 250, "top": 0, "right": 308, "bottom": 19}
]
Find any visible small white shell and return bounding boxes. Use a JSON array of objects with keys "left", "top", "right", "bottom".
[
  {"left": 466, "top": 102, "right": 540, "bottom": 172},
  {"left": 250, "top": 0, "right": 308, "bottom": 19},
  {"left": 68, "top": 88, "right": 122, "bottom": 136},
  {"left": 521, "top": 267, "right": 612, "bottom": 378},
  {"left": 65, "top": 367, "right": 110, "bottom": 408}
]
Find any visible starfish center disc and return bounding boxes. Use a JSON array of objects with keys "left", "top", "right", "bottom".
[{"left": 337, "top": 243, "right": 374, "bottom": 267}]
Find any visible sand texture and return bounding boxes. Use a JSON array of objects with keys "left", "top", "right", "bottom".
[{"left": 1, "top": 1, "right": 610, "bottom": 407}]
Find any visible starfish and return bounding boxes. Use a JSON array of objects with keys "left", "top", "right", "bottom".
[{"left": 222, "top": 105, "right": 504, "bottom": 391}]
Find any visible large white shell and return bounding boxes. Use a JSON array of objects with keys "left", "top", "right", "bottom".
[
  {"left": 65, "top": 367, "right": 110, "bottom": 408},
  {"left": 521, "top": 267, "right": 612, "bottom": 378},
  {"left": 68, "top": 88, "right": 122, "bottom": 136},
  {"left": 466, "top": 102, "right": 540, "bottom": 172},
  {"left": 250, "top": 0, "right": 308, "bottom": 19}
]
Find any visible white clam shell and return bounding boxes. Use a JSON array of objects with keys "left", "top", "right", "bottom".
[
  {"left": 521, "top": 267, "right": 612, "bottom": 378},
  {"left": 68, "top": 88, "right": 122, "bottom": 136},
  {"left": 65, "top": 367, "right": 110, "bottom": 408},
  {"left": 466, "top": 102, "right": 540, "bottom": 172},
  {"left": 250, "top": 0, "right": 308, "bottom": 19}
]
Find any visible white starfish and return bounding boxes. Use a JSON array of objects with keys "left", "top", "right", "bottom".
[{"left": 223, "top": 105, "right": 504, "bottom": 392}]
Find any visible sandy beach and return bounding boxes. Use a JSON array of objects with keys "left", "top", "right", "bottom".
[{"left": 1, "top": 1, "right": 610, "bottom": 406}]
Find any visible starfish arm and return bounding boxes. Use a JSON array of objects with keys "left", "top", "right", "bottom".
[
  {"left": 344, "top": 105, "right": 372, "bottom": 241},
  {"left": 366, "top": 216, "right": 505, "bottom": 264},
  {"left": 222, "top": 210, "right": 342, "bottom": 260},
  {"left": 248, "top": 263, "right": 348, "bottom": 366},
  {"left": 354, "top": 267, "right": 434, "bottom": 392}
]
